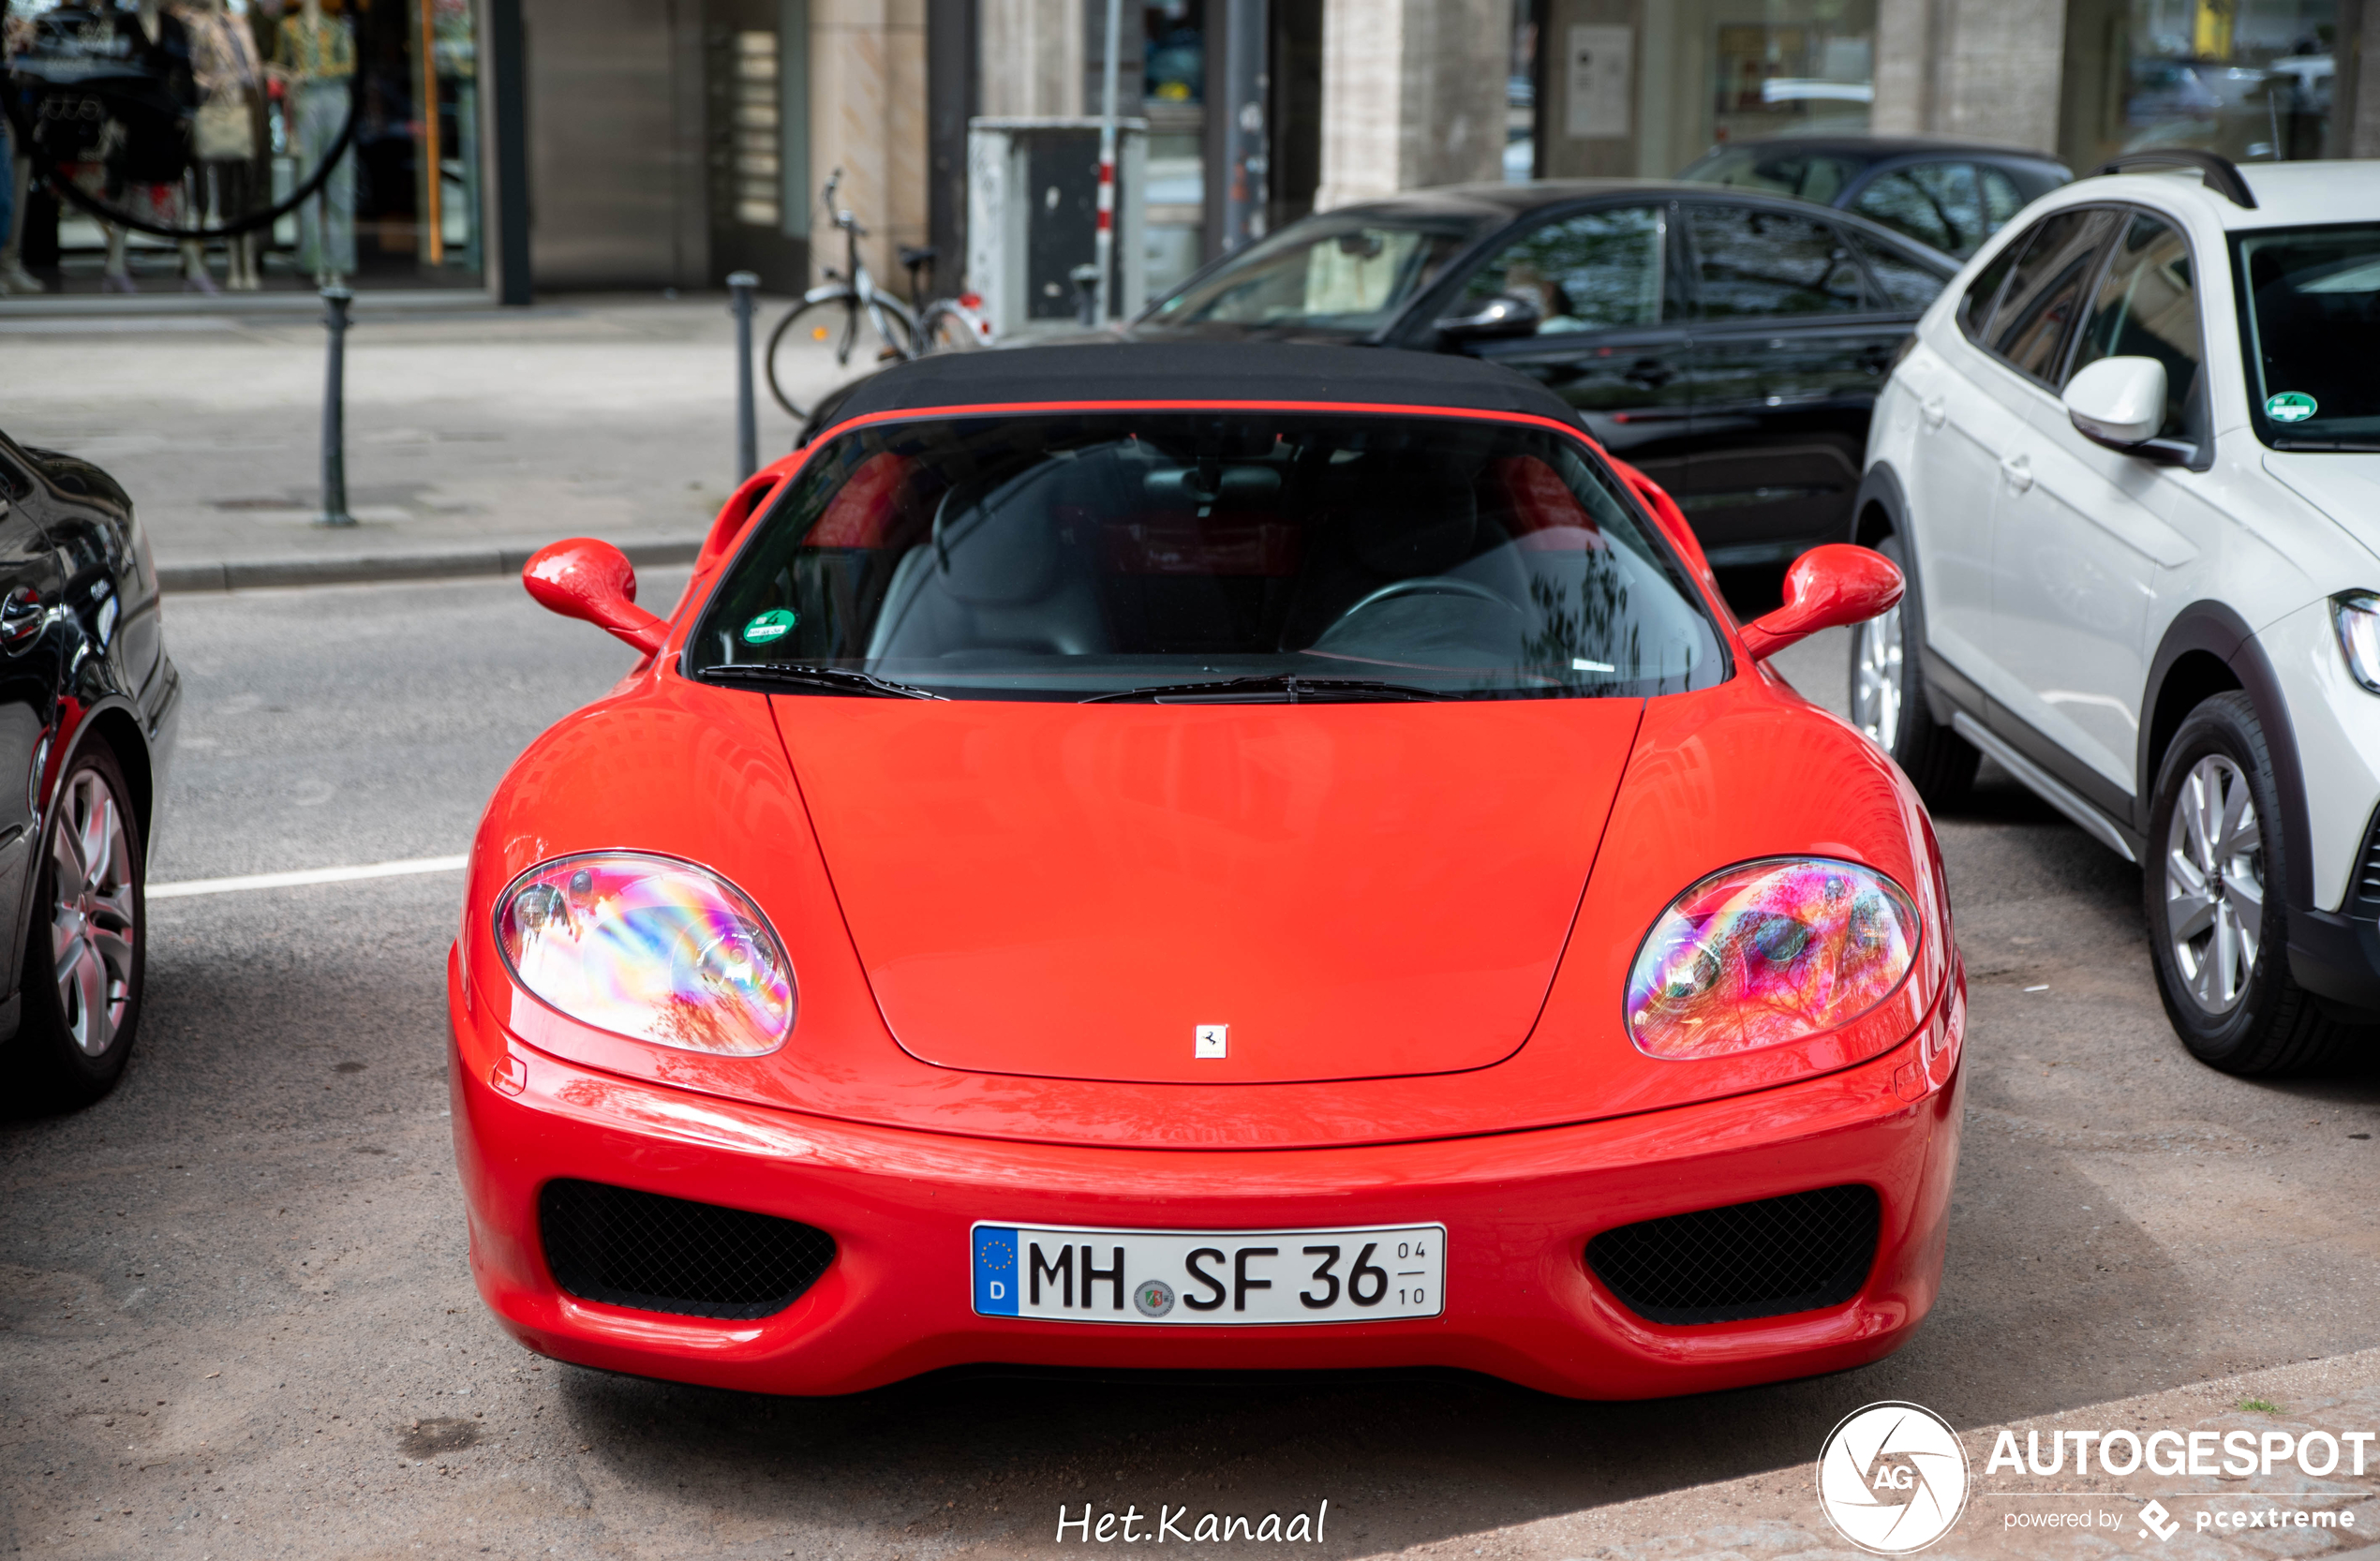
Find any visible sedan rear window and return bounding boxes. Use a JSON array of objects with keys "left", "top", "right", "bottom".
[
  {"left": 689, "top": 412, "right": 1725, "bottom": 702},
  {"left": 1139, "top": 217, "right": 1482, "bottom": 335},
  {"left": 2235, "top": 224, "right": 2380, "bottom": 450}
]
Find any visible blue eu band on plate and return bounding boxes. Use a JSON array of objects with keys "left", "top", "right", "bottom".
[{"left": 972, "top": 1223, "right": 1446, "bottom": 1325}]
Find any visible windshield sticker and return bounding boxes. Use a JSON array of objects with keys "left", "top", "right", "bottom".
[
  {"left": 741, "top": 608, "right": 798, "bottom": 645},
  {"left": 2266, "top": 391, "right": 2319, "bottom": 424}
]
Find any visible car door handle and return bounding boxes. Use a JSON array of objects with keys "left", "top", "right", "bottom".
[
  {"left": 1623, "top": 358, "right": 1677, "bottom": 388},
  {"left": 1920, "top": 396, "right": 1946, "bottom": 430},
  {"left": 1999, "top": 453, "right": 2034, "bottom": 491},
  {"left": 0, "top": 587, "right": 45, "bottom": 649}
]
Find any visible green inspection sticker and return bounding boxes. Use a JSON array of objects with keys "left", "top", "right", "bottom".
[
  {"left": 2266, "top": 391, "right": 2319, "bottom": 424},
  {"left": 741, "top": 608, "right": 797, "bottom": 645}
]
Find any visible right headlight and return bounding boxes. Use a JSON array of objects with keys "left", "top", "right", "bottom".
[
  {"left": 1624, "top": 858, "right": 1920, "bottom": 1061},
  {"left": 2331, "top": 591, "right": 2380, "bottom": 694},
  {"left": 495, "top": 852, "right": 795, "bottom": 1056}
]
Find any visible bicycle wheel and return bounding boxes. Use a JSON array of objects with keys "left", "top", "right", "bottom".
[
  {"left": 765, "top": 293, "right": 920, "bottom": 419},
  {"left": 915, "top": 299, "right": 991, "bottom": 355}
]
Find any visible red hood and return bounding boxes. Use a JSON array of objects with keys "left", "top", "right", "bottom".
[{"left": 771, "top": 698, "right": 1645, "bottom": 1085}]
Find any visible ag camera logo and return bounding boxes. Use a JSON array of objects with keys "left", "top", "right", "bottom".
[{"left": 1817, "top": 1402, "right": 1970, "bottom": 1554}]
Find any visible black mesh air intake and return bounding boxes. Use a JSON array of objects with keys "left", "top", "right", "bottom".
[
  {"left": 1585, "top": 1184, "right": 1880, "bottom": 1326},
  {"left": 539, "top": 1180, "right": 836, "bottom": 1320}
]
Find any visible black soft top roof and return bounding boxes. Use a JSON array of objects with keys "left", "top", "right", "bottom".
[{"left": 807, "top": 341, "right": 1584, "bottom": 437}]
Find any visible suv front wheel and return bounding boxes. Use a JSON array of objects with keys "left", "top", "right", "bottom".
[
  {"left": 1849, "top": 532, "right": 1978, "bottom": 809},
  {"left": 2145, "top": 691, "right": 2367, "bottom": 1074}
]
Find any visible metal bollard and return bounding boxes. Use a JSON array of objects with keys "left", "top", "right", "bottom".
[
  {"left": 1069, "top": 262, "right": 1101, "bottom": 328},
  {"left": 316, "top": 285, "right": 355, "bottom": 528},
  {"left": 728, "top": 271, "right": 760, "bottom": 482}
]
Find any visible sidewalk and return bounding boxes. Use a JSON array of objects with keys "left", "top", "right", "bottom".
[
  {"left": 0, "top": 292, "right": 856, "bottom": 590},
  {"left": 1382, "top": 1349, "right": 2380, "bottom": 1561}
]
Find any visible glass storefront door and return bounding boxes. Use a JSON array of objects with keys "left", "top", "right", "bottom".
[
  {"left": 1, "top": 0, "right": 484, "bottom": 297},
  {"left": 2060, "top": 0, "right": 2341, "bottom": 170}
]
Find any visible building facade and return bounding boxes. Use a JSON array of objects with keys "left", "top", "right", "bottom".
[{"left": 0, "top": 0, "right": 2368, "bottom": 307}]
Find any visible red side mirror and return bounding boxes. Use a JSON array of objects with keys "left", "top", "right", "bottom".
[
  {"left": 1739, "top": 544, "right": 1904, "bottom": 662},
  {"left": 523, "top": 539, "right": 669, "bottom": 656}
]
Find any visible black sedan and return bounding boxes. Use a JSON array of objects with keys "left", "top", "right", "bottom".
[
  {"left": 0, "top": 429, "right": 178, "bottom": 1112},
  {"left": 1676, "top": 134, "right": 2071, "bottom": 259},
  {"left": 1130, "top": 181, "right": 1959, "bottom": 568}
]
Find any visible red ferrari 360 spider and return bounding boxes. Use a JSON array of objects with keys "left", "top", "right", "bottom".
[{"left": 450, "top": 343, "right": 1964, "bottom": 1400}]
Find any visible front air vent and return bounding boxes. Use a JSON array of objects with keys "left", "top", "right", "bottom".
[
  {"left": 1585, "top": 1184, "right": 1881, "bottom": 1326},
  {"left": 2354, "top": 805, "right": 2380, "bottom": 912},
  {"left": 539, "top": 1180, "right": 835, "bottom": 1320}
]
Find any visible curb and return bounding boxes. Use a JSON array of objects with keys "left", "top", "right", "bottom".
[{"left": 156, "top": 537, "right": 705, "bottom": 593}]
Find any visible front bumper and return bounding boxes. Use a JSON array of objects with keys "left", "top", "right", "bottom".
[{"left": 449, "top": 951, "right": 1965, "bottom": 1401}]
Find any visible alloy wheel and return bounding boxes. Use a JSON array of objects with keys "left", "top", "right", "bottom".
[
  {"left": 49, "top": 768, "right": 137, "bottom": 1057},
  {"left": 2163, "top": 753, "right": 2262, "bottom": 1016},
  {"left": 1852, "top": 603, "right": 1904, "bottom": 751}
]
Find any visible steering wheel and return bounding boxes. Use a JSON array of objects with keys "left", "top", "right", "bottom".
[{"left": 1332, "top": 576, "right": 1523, "bottom": 627}]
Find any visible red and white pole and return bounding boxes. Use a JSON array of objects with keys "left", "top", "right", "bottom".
[{"left": 1093, "top": 0, "right": 1123, "bottom": 324}]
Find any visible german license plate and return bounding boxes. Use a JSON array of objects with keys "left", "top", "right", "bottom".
[{"left": 971, "top": 1222, "right": 1445, "bottom": 1325}]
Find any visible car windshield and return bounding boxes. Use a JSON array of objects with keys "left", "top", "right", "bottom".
[
  {"left": 2235, "top": 224, "right": 2380, "bottom": 449},
  {"left": 688, "top": 412, "right": 1726, "bottom": 702},
  {"left": 1137, "top": 216, "right": 1484, "bottom": 335},
  {"left": 1676, "top": 147, "right": 1867, "bottom": 204}
]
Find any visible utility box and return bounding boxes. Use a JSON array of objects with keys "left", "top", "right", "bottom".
[{"left": 966, "top": 117, "right": 1148, "bottom": 337}]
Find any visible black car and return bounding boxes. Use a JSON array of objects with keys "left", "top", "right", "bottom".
[
  {"left": 1677, "top": 135, "right": 2071, "bottom": 259},
  {"left": 1130, "top": 181, "right": 1959, "bottom": 567},
  {"left": 0, "top": 429, "right": 178, "bottom": 1112}
]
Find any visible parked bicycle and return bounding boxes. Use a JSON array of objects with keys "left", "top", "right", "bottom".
[
  {"left": 765, "top": 171, "right": 996, "bottom": 420},
  {"left": 765, "top": 170, "right": 917, "bottom": 420}
]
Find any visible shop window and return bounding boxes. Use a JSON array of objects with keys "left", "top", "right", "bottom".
[
  {"left": 1457, "top": 204, "right": 1667, "bottom": 334},
  {"left": 2060, "top": 0, "right": 2339, "bottom": 171},
  {"left": 1709, "top": 13, "right": 1877, "bottom": 145},
  {"left": 3, "top": 0, "right": 483, "bottom": 295},
  {"left": 1686, "top": 203, "right": 1866, "bottom": 319}
]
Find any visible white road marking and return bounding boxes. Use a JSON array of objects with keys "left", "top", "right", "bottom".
[{"left": 149, "top": 855, "right": 469, "bottom": 899}]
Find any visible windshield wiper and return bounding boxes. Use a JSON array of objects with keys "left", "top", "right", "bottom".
[
  {"left": 704, "top": 662, "right": 946, "bottom": 700},
  {"left": 1081, "top": 674, "right": 1452, "bottom": 704},
  {"left": 2268, "top": 437, "right": 2380, "bottom": 452}
]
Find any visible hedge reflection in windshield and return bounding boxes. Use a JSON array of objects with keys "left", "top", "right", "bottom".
[{"left": 689, "top": 412, "right": 1726, "bottom": 702}]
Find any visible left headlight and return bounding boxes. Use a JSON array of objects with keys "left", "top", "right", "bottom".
[
  {"left": 2331, "top": 591, "right": 2380, "bottom": 694},
  {"left": 496, "top": 852, "right": 795, "bottom": 1056},
  {"left": 1624, "top": 858, "right": 1919, "bottom": 1061}
]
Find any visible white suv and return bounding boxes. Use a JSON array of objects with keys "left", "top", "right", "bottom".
[{"left": 1853, "top": 152, "right": 2380, "bottom": 1076}]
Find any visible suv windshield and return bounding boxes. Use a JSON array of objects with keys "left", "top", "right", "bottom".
[
  {"left": 688, "top": 412, "right": 1725, "bottom": 702},
  {"left": 1136, "top": 216, "right": 1484, "bottom": 335},
  {"left": 2235, "top": 224, "right": 2380, "bottom": 450}
]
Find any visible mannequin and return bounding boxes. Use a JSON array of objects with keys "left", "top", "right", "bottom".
[
  {"left": 0, "top": 0, "right": 43, "bottom": 293},
  {"left": 86, "top": 0, "right": 207, "bottom": 292},
  {"left": 271, "top": 0, "right": 353, "bottom": 284},
  {"left": 176, "top": 0, "right": 264, "bottom": 289}
]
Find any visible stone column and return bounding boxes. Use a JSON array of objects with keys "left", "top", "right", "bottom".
[
  {"left": 1315, "top": 0, "right": 1506, "bottom": 210},
  {"left": 1873, "top": 0, "right": 2068, "bottom": 152},
  {"left": 977, "top": 0, "right": 1083, "bottom": 119},
  {"left": 810, "top": 0, "right": 930, "bottom": 287}
]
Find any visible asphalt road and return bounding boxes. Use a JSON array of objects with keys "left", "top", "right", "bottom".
[{"left": 3, "top": 575, "right": 2377, "bottom": 1560}]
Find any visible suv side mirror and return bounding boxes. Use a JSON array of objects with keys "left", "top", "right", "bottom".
[
  {"left": 2063, "top": 356, "right": 2166, "bottom": 449},
  {"left": 1433, "top": 291, "right": 1543, "bottom": 343},
  {"left": 1739, "top": 544, "right": 1905, "bottom": 662},
  {"left": 523, "top": 538, "right": 669, "bottom": 655}
]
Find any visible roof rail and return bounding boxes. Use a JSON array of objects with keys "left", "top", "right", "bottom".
[{"left": 2090, "top": 149, "right": 2258, "bottom": 209}]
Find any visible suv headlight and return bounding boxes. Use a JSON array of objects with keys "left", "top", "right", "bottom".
[
  {"left": 1624, "top": 858, "right": 1919, "bottom": 1060},
  {"left": 496, "top": 852, "right": 795, "bottom": 1056},
  {"left": 2331, "top": 592, "right": 2380, "bottom": 693}
]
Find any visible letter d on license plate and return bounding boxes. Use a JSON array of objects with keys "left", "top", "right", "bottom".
[{"left": 972, "top": 1222, "right": 1445, "bottom": 1325}]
